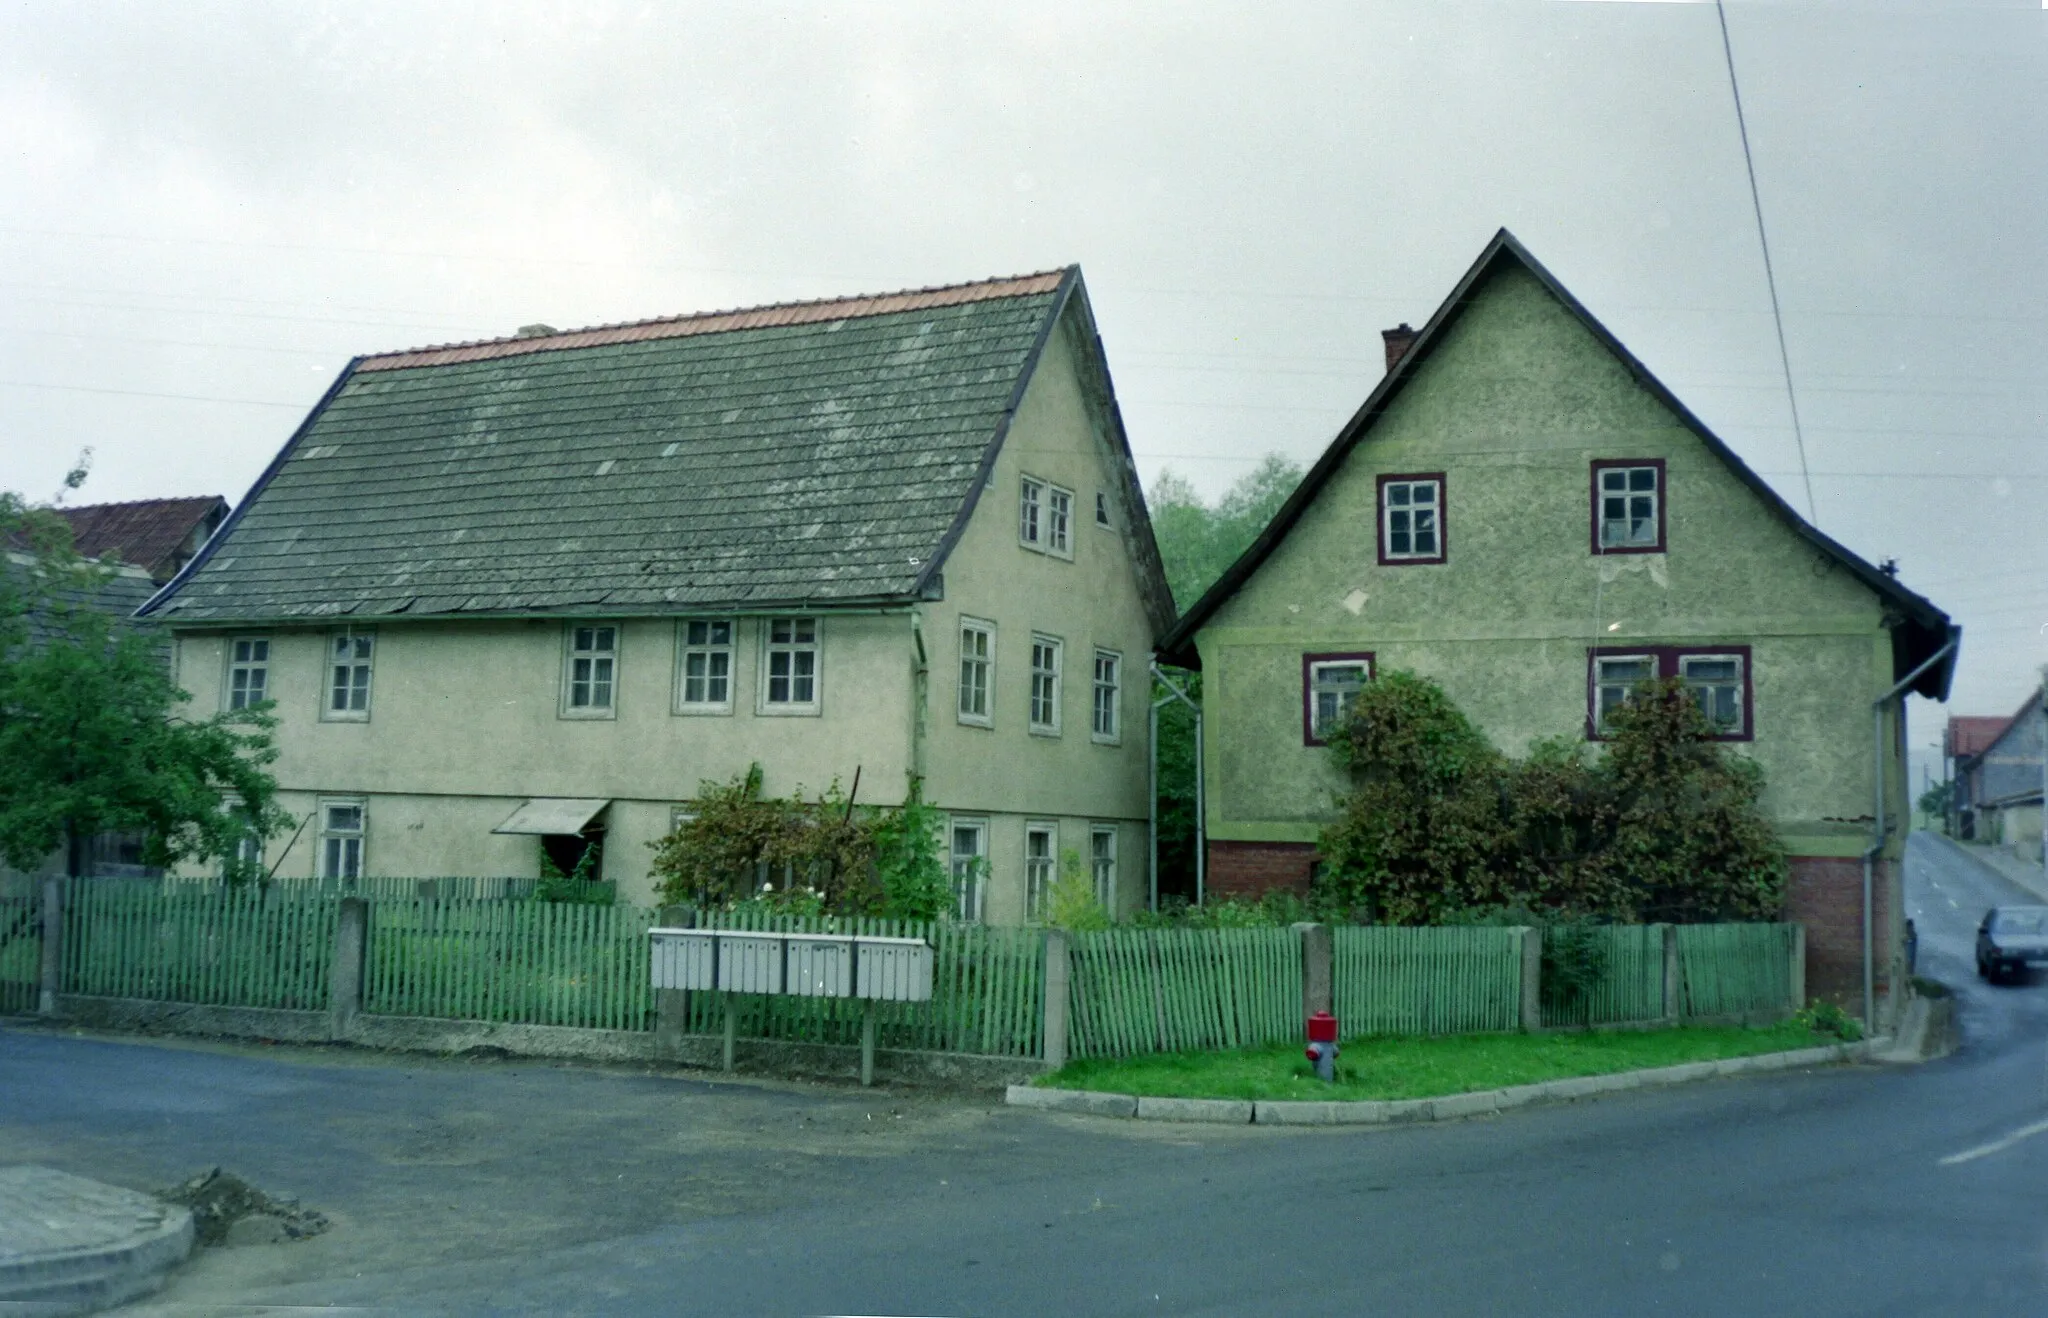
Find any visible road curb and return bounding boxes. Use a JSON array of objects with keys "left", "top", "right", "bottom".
[
  {"left": 0, "top": 1166, "right": 195, "bottom": 1317},
  {"left": 1006, "top": 1039, "right": 1876, "bottom": 1127}
]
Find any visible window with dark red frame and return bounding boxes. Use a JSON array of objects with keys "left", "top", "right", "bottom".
[
  {"left": 1302, "top": 651, "right": 1374, "bottom": 745},
  {"left": 1587, "top": 645, "right": 1752, "bottom": 741},
  {"left": 1377, "top": 473, "right": 1446, "bottom": 565},
  {"left": 1590, "top": 459, "right": 1666, "bottom": 554}
]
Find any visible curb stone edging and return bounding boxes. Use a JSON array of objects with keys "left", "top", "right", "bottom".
[{"left": 1006, "top": 1039, "right": 1880, "bottom": 1127}]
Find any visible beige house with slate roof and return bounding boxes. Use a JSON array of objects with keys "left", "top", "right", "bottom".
[{"left": 140, "top": 269, "right": 1174, "bottom": 920}]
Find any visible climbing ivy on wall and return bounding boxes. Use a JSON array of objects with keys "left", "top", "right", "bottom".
[{"left": 1315, "top": 671, "right": 1786, "bottom": 926}]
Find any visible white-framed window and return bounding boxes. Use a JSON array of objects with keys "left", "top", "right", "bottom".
[
  {"left": 957, "top": 618, "right": 994, "bottom": 727},
  {"left": 669, "top": 805, "right": 697, "bottom": 835},
  {"left": 1029, "top": 634, "right": 1063, "bottom": 735},
  {"left": 1091, "top": 648, "right": 1121, "bottom": 743},
  {"left": 231, "top": 832, "right": 263, "bottom": 879},
  {"left": 1379, "top": 476, "right": 1444, "bottom": 562},
  {"left": 675, "top": 619, "right": 734, "bottom": 714},
  {"left": 1091, "top": 825, "right": 1118, "bottom": 913},
  {"left": 1595, "top": 463, "right": 1664, "bottom": 552},
  {"left": 221, "top": 795, "right": 263, "bottom": 880},
  {"left": 761, "top": 616, "right": 820, "bottom": 712},
  {"left": 1025, "top": 821, "right": 1057, "bottom": 922},
  {"left": 1679, "top": 653, "right": 1745, "bottom": 735},
  {"left": 226, "top": 636, "right": 270, "bottom": 711},
  {"left": 1304, "top": 654, "right": 1373, "bottom": 744},
  {"left": 318, "top": 799, "right": 366, "bottom": 882},
  {"left": 1046, "top": 485, "right": 1074, "bottom": 557},
  {"left": 323, "top": 628, "right": 375, "bottom": 721},
  {"left": 562, "top": 624, "right": 618, "bottom": 717},
  {"left": 1095, "top": 490, "right": 1112, "bottom": 528},
  {"left": 1593, "top": 654, "right": 1657, "bottom": 729},
  {"left": 949, "top": 818, "right": 989, "bottom": 922},
  {"left": 1019, "top": 476, "right": 1045, "bottom": 549}
]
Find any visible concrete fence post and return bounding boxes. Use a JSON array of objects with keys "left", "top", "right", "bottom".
[
  {"left": 1042, "top": 930, "right": 1070, "bottom": 1071},
  {"left": 654, "top": 904, "right": 694, "bottom": 1058},
  {"left": 1790, "top": 923, "right": 1807, "bottom": 1010},
  {"left": 1661, "top": 923, "right": 1682, "bottom": 1022},
  {"left": 1295, "top": 923, "right": 1332, "bottom": 1021},
  {"left": 1518, "top": 927, "right": 1543, "bottom": 1033},
  {"left": 328, "top": 897, "right": 367, "bottom": 1039},
  {"left": 38, "top": 877, "right": 62, "bottom": 1017}
]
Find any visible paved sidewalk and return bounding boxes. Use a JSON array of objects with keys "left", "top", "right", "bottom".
[
  {"left": 0, "top": 1165, "right": 193, "bottom": 1314},
  {"left": 1931, "top": 833, "right": 2048, "bottom": 902}
]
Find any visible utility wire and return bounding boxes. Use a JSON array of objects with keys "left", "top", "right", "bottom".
[{"left": 1717, "top": 0, "right": 1816, "bottom": 523}]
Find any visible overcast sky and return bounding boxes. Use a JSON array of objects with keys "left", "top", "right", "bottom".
[{"left": 3, "top": 1, "right": 2043, "bottom": 746}]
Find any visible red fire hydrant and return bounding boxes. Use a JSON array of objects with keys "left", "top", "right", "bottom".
[{"left": 1305, "top": 1011, "right": 1340, "bottom": 1083}]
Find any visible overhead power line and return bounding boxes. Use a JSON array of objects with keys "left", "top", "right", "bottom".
[{"left": 1717, "top": 0, "right": 1816, "bottom": 523}]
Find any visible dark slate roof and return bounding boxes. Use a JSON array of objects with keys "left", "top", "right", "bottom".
[
  {"left": 5, "top": 555, "right": 159, "bottom": 652},
  {"left": 1157, "top": 229, "right": 1961, "bottom": 701},
  {"left": 144, "top": 269, "right": 1135, "bottom": 623},
  {"left": 59, "top": 497, "right": 227, "bottom": 582}
]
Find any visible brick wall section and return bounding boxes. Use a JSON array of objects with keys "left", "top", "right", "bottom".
[
  {"left": 1786, "top": 854, "right": 1893, "bottom": 1017},
  {"left": 1207, "top": 841, "right": 1317, "bottom": 901}
]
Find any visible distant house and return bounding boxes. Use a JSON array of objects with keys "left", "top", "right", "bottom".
[
  {"left": 139, "top": 270, "right": 1173, "bottom": 918},
  {"left": 1955, "top": 692, "right": 2044, "bottom": 863},
  {"left": 1944, "top": 714, "right": 2010, "bottom": 834},
  {"left": 60, "top": 496, "right": 228, "bottom": 584},
  {"left": 1157, "top": 230, "right": 1958, "bottom": 1025}
]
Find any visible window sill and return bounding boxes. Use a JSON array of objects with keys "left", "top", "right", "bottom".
[
  {"left": 557, "top": 709, "right": 618, "bottom": 721},
  {"left": 1091, "top": 733, "right": 1122, "bottom": 747},
  {"left": 672, "top": 704, "right": 734, "bottom": 718},
  {"left": 1028, "top": 725, "right": 1062, "bottom": 739},
  {"left": 957, "top": 715, "right": 994, "bottom": 730},
  {"left": 757, "top": 704, "right": 822, "bottom": 718},
  {"left": 319, "top": 712, "right": 371, "bottom": 724}
]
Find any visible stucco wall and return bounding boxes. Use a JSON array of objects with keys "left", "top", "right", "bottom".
[{"left": 1194, "top": 262, "right": 1904, "bottom": 862}]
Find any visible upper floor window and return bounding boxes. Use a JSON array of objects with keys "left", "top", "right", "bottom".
[
  {"left": 1588, "top": 646, "right": 1751, "bottom": 740},
  {"left": 1029, "top": 634, "right": 1063, "bottom": 735},
  {"left": 563, "top": 624, "right": 618, "bottom": 717},
  {"left": 1378, "top": 474, "right": 1445, "bottom": 564},
  {"left": 676, "top": 619, "right": 733, "bottom": 714},
  {"left": 1019, "top": 477, "right": 1044, "bottom": 548},
  {"left": 1046, "top": 486, "right": 1073, "bottom": 557},
  {"left": 1091, "top": 649, "right": 1121, "bottom": 743},
  {"left": 226, "top": 637, "right": 270, "bottom": 710},
  {"left": 1592, "top": 460, "right": 1666, "bottom": 554},
  {"left": 958, "top": 618, "right": 994, "bottom": 727},
  {"left": 762, "top": 617, "right": 819, "bottom": 712},
  {"left": 1303, "top": 652, "right": 1374, "bottom": 745},
  {"left": 1095, "top": 491, "right": 1112, "bottom": 527},
  {"left": 324, "top": 628, "right": 374, "bottom": 721}
]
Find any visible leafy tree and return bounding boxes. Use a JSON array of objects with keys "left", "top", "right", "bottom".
[
  {"left": 1916, "top": 778, "right": 1953, "bottom": 832},
  {"left": 1045, "top": 848, "right": 1111, "bottom": 931},
  {"left": 1, "top": 484, "right": 288, "bottom": 880}
]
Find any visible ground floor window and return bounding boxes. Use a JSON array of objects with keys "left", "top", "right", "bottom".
[
  {"left": 1025, "top": 821, "right": 1057, "bottom": 921},
  {"left": 949, "top": 818, "right": 988, "bottom": 922},
  {"left": 319, "top": 800, "right": 366, "bottom": 881},
  {"left": 1302, "top": 652, "right": 1375, "bottom": 744},
  {"left": 1091, "top": 825, "right": 1117, "bottom": 912},
  {"left": 1588, "top": 646, "right": 1752, "bottom": 740}
]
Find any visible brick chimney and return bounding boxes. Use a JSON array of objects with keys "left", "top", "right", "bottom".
[{"left": 1381, "top": 323, "right": 1418, "bottom": 375}]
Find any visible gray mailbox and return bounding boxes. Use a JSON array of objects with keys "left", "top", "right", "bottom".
[
  {"left": 648, "top": 926, "right": 937, "bottom": 1087},
  {"left": 784, "top": 934, "right": 854, "bottom": 998},
  {"left": 856, "top": 936, "right": 933, "bottom": 1003}
]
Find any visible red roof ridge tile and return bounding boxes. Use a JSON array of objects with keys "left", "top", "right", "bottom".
[{"left": 355, "top": 267, "right": 1073, "bottom": 373}]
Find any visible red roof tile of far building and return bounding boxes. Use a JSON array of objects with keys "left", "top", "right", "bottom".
[
  {"left": 1946, "top": 715, "right": 2012, "bottom": 760},
  {"left": 58, "top": 496, "right": 228, "bottom": 584}
]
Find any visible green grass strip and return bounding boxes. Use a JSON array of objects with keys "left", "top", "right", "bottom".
[{"left": 1036, "top": 1022, "right": 1836, "bottom": 1102}]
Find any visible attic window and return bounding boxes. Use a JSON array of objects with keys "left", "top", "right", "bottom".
[
  {"left": 562, "top": 624, "right": 618, "bottom": 718},
  {"left": 1095, "top": 492, "right": 1112, "bottom": 528},
  {"left": 1592, "top": 460, "right": 1665, "bottom": 554},
  {"left": 1378, "top": 474, "right": 1445, "bottom": 565},
  {"left": 1020, "top": 476, "right": 1045, "bottom": 548}
]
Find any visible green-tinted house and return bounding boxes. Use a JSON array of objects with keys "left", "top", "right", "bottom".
[
  {"left": 140, "top": 269, "right": 1174, "bottom": 920},
  {"left": 1158, "top": 231, "right": 1957, "bottom": 1024}
]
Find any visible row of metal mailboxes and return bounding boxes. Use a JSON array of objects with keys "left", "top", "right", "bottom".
[{"left": 647, "top": 928, "right": 935, "bottom": 1002}]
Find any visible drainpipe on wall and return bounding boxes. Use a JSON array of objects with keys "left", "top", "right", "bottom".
[
  {"left": 909, "top": 609, "right": 929, "bottom": 785},
  {"left": 1149, "top": 663, "right": 1204, "bottom": 911},
  {"left": 1865, "top": 631, "right": 1959, "bottom": 1029}
]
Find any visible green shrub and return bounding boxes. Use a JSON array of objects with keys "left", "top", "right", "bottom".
[
  {"left": 1794, "top": 999, "right": 1864, "bottom": 1042},
  {"left": 1046, "top": 849, "right": 1111, "bottom": 931}
]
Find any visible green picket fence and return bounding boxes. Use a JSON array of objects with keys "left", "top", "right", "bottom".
[
  {"left": 364, "top": 897, "right": 654, "bottom": 1031},
  {"left": 1541, "top": 925, "right": 1667, "bottom": 1029},
  {"left": 60, "top": 879, "right": 336, "bottom": 1010},
  {"left": 0, "top": 890, "right": 38, "bottom": 1015},
  {"left": 1334, "top": 926, "right": 1524, "bottom": 1036},
  {"left": 1066, "top": 927, "right": 1299, "bottom": 1059},
  {"left": 681, "top": 911, "right": 1045, "bottom": 1058},
  {"left": 1677, "top": 923, "right": 1799, "bottom": 1017}
]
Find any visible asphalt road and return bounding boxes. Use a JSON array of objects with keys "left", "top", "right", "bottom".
[{"left": 4, "top": 831, "right": 2045, "bottom": 1316}]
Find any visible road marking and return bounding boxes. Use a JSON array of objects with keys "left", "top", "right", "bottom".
[{"left": 1940, "top": 1116, "right": 2048, "bottom": 1166}]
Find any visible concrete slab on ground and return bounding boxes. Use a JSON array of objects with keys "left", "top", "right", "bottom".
[{"left": 0, "top": 1165, "right": 192, "bottom": 1317}]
